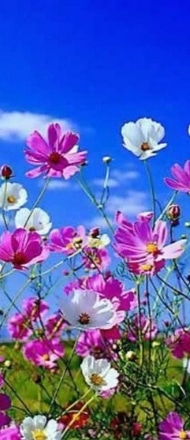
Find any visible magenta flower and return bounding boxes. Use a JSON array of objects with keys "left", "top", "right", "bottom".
[
  {"left": 45, "top": 313, "right": 66, "bottom": 338},
  {"left": 0, "top": 228, "right": 49, "bottom": 269},
  {"left": 82, "top": 247, "right": 111, "bottom": 270},
  {"left": 0, "top": 424, "right": 21, "bottom": 440},
  {"left": 23, "top": 338, "right": 64, "bottom": 369},
  {"left": 115, "top": 213, "right": 186, "bottom": 270},
  {"left": 48, "top": 225, "right": 86, "bottom": 256},
  {"left": 8, "top": 313, "right": 32, "bottom": 341},
  {"left": 127, "top": 315, "right": 157, "bottom": 341},
  {"left": 84, "top": 273, "right": 137, "bottom": 312},
  {"left": 159, "top": 412, "right": 190, "bottom": 439},
  {"left": 0, "top": 393, "right": 11, "bottom": 429},
  {"left": 166, "top": 328, "right": 190, "bottom": 359},
  {"left": 24, "top": 123, "right": 87, "bottom": 178},
  {"left": 76, "top": 329, "right": 117, "bottom": 360},
  {"left": 164, "top": 160, "right": 190, "bottom": 193},
  {"left": 22, "top": 297, "right": 49, "bottom": 321}
]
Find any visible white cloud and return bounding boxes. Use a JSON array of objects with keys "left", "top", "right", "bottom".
[
  {"left": 0, "top": 110, "right": 75, "bottom": 142},
  {"left": 92, "top": 169, "right": 140, "bottom": 189},
  {"left": 45, "top": 180, "right": 71, "bottom": 191},
  {"left": 106, "top": 190, "right": 149, "bottom": 216},
  {"left": 86, "top": 190, "right": 149, "bottom": 231}
]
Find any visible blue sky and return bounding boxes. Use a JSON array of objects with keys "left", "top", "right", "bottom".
[{"left": 1, "top": 1, "right": 190, "bottom": 320}]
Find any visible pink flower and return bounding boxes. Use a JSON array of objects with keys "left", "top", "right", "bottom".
[
  {"left": 0, "top": 228, "right": 49, "bottom": 269},
  {"left": 0, "top": 393, "right": 11, "bottom": 428},
  {"left": 23, "top": 338, "right": 64, "bottom": 369},
  {"left": 159, "top": 412, "right": 190, "bottom": 439},
  {"left": 45, "top": 313, "right": 66, "bottom": 338},
  {"left": 127, "top": 315, "right": 157, "bottom": 341},
  {"left": 82, "top": 247, "right": 111, "bottom": 270},
  {"left": 8, "top": 313, "right": 32, "bottom": 341},
  {"left": 83, "top": 273, "right": 137, "bottom": 312},
  {"left": 166, "top": 328, "right": 190, "bottom": 359},
  {"left": 0, "top": 424, "right": 21, "bottom": 440},
  {"left": 48, "top": 225, "right": 86, "bottom": 255},
  {"left": 164, "top": 160, "right": 190, "bottom": 193},
  {"left": 22, "top": 297, "right": 49, "bottom": 321},
  {"left": 76, "top": 329, "right": 117, "bottom": 360},
  {"left": 115, "top": 212, "right": 186, "bottom": 270},
  {"left": 24, "top": 123, "right": 87, "bottom": 178}
]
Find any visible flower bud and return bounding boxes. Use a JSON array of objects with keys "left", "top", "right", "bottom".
[
  {"left": 102, "top": 156, "right": 112, "bottom": 164},
  {"left": 4, "top": 360, "right": 11, "bottom": 368},
  {"left": 125, "top": 350, "right": 136, "bottom": 361},
  {"left": 166, "top": 204, "right": 180, "bottom": 226},
  {"left": 90, "top": 228, "right": 100, "bottom": 238},
  {"left": 0, "top": 165, "right": 13, "bottom": 179}
]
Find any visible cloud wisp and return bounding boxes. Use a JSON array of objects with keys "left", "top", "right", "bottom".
[{"left": 0, "top": 110, "right": 75, "bottom": 142}]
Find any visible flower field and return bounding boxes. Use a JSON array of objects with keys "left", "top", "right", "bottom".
[{"left": 0, "top": 118, "right": 190, "bottom": 439}]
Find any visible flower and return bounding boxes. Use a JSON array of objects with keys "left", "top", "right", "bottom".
[
  {"left": 8, "top": 313, "right": 32, "bottom": 341},
  {"left": 164, "top": 160, "right": 190, "bottom": 193},
  {"left": 126, "top": 315, "right": 157, "bottom": 341},
  {"left": 23, "top": 338, "right": 64, "bottom": 369},
  {"left": 82, "top": 247, "right": 111, "bottom": 270},
  {"left": 62, "top": 289, "right": 117, "bottom": 330},
  {"left": 24, "top": 122, "right": 87, "bottom": 178},
  {"left": 0, "top": 228, "right": 49, "bottom": 269},
  {"left": 158, "top": 412, "right": 190, "bottom": 439},
  {"left": 48, "top": 225, "right": 86, "bottom": 255},
  {"left": 0, "top": 424, "right": 21, "bottom": 440},
  {"left": 15, "top": 207, "right": 52, "bottom": 235},
  {"left": 121, "top": 118, "right": 167, "bottom": 160},
  {"left": 0, "top": 182, "right": 27, "bottom": 210},
  {"left": 0, "top": 393, "right": 11, "bottom": 428},
  {"left": 76, "top": 329, "right": 117, "bottom": 360},
  {"left": 80, "top": 355, "right": 119, "bottom": 393},
  {"left": 21, "top": 415, "right": 62, "bottom": 440},
  {"left": 166, "top": 328, "right": 190, "bottom": 359},
  {"left": 114, "top": 212, "right": 186, "bottom": 272},
  {"left": 59, "top": 402, "right": 90, "bottom": 429},
  {"left": 87, "top": 228, "right": 110, "bottom": 249}
]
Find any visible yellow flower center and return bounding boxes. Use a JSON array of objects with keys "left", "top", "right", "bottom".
[
  {"left": 146, "top": 242, "right": 159, "bottom": 255},
  {"left": 31, "top": 429, "right": 47, "bottom": 440},
  {"left": 90, "top": 373, "right": 106, "bottom": 387},
  {"left": 7, "top": 195, "right": 16, "bottom": 203},
  {"left": 42, "top": 354, "right": 50, "bottom": 361},
  {"left": 179, "top": 431, "right": 189, "bottom": 439},
  {"left": 141, "top": 142, "right": 151, "bottom": 151},
  {"left": 140, "top": 263, "right": 153, "bottom": 272},
  {"left": 78, "top": 312, "right": 91, "bottom": 325}
]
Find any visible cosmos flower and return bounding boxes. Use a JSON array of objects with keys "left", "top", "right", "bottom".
[
  {"left": 62, "top": 289, "right": 116, "bottom": 330},
  {"left": 115, "top": 213, "right": 186, "bottom": 268},
  {"left": 0, "top": 182, "right": 27, "bottom": 210},
  {"left": 23, "top": 338, "right": 64, "bottom": 369},
  {"left": 15, "top": 207, "right": 52, "bottom": 235},
  {"left": 0, "top": 424, "right": 21, "bottom": 440},
  {"left": 20, "top": 415, "right": 62, "bottom": 440},
  {"left": 0, "top": 228, "right": 49, "bottom": 269},
  {"left": 121, "top": 118, "right": 167, "bottom": 160},
  {"left": 24, "top": 123, "right": 87, "bottom": 178},
  {"left": 48, "top": 225, "right": 86, "bottom": 256},
  {"left": 80, "top": 355, "right": 119, "bottom": 393},
  {"left": 158, "top": 412, "right": 190, "bottom": 440},
  {"left": 164, "top": 160, "right": 190, "bottom": 193},
  {"left": 0, "top": 393, "right": 11, "bottom": 429}
]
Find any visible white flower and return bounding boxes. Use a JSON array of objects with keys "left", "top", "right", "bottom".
[
  {"left": 121, "top": 117, "right": 167, "bottom": 160},
  {"left": 15, "top": 207, "right": 52, "bottom": 235},
  {"left": 88, "top": 232, "right": 110, "bottom": 249},
  {"left": 62, "top": 289, "right": 116, "bottom": 330},
  {"left": 80, "top": 355, "right": 119, "bottom": 393},
  {"left": 20, "top": 415, "right": 62, "bottom": 440},
  {"left": 0, "top": 182, "right": 28, "bottom": 210}
]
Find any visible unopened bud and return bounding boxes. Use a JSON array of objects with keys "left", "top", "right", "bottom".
[
  {"left": 166, "top": 204, "right": 180, "bottom": 226},
  {"left": 125, "top": 350, "right": 136, "bottom": 361},
  {"left": 4, "top": 360, "right": 11, "bottom": 368},
  {"left": 0, "top": 165, "right": 13, "bottom": 179},
  {"left": 102, "top": 156, "right": 112, "bottom": 164},
  {"left": 90, "top": 228, "right": 100, "bottom": 238},
  {"left": 185, "top": 222, "right": 190, "bottom": 228}
]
